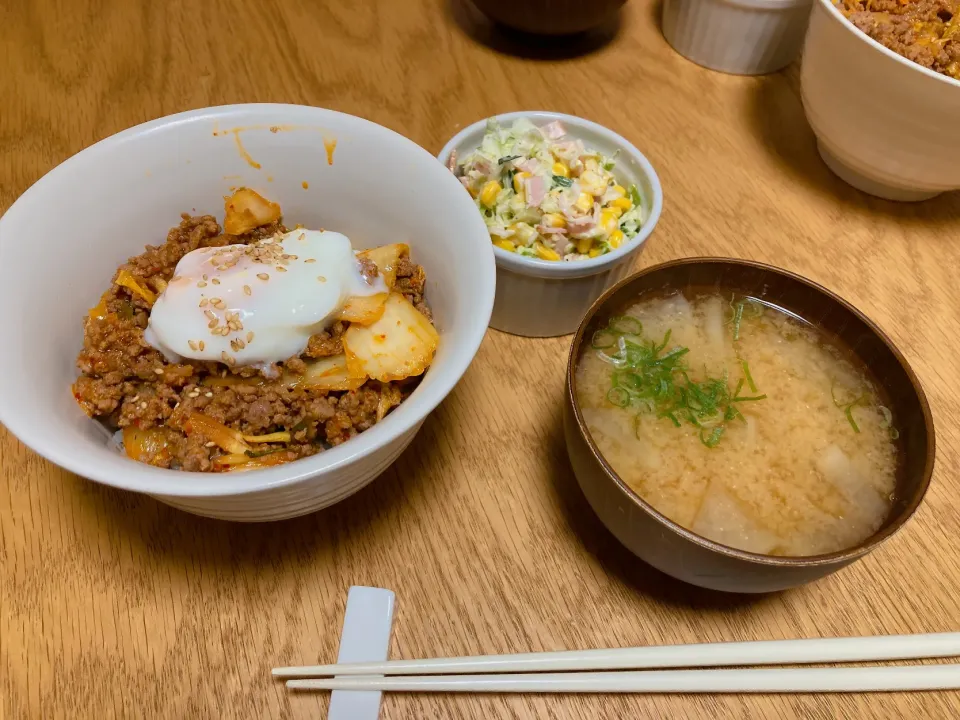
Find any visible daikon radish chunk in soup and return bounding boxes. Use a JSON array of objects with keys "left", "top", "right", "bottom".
[{"left": 575, "top": 291, "right": 900, "bottom": 557}]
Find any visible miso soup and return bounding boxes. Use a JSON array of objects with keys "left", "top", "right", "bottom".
[{"left": 575, "top": 291, "right": 900, "bottom": 557}]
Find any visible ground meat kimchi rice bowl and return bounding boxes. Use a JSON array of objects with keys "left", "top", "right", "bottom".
[{"left": 0, "top": 104, "right": 495, "bottom": 521}]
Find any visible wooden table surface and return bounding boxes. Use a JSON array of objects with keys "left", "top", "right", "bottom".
[{"left": 3, "top": 1, "right": 960, "bottom": 717}]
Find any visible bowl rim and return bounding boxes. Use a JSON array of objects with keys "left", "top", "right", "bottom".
[
  {"left": 0, "top": 103, "right": 496, "bottom": 497},
  {"left": 566, "top": 256, "right": 936, "bottom": 568},
  {"left": 437, "top": 110, "right": 664, "bottom": 280},
  {"left": 816, "top": 0, "right": 960, "bottom": 90}
]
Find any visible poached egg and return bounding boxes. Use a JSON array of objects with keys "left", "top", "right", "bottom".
[{"left": 144, "top": 230, "right": 383, "bottom": 369}]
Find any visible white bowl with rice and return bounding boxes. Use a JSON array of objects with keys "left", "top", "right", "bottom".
[
  {"left": 438, "top": 112, "right": 663, "bottom": 338},
  {"left": 0, "top": 104, "right": 495, "bottom": 521},
  {"left": 801, "top": 0, "right": 960, "bottom": 200}
]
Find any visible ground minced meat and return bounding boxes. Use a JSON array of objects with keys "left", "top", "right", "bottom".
[{"left": 73, "top": 214, "right": 429, "bottom": 472}]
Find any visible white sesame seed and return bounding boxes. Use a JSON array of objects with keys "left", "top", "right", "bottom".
[
  {"left": 257, "top": 273, "right": 269, "bottom": 281},
  {"left": 199, "top": 299, "right": 209, "bottom": 308},
  {"left": 204, "top": 310, "right": 216, "bottom": 322},
  {"left": 212, "top": 278, "right": 220, "bottom": 285},
  {"left": 243, "top": 285, "right": 252, "bottom": 296},
  {"left": 205, "top": 441, "right": 216, "bottom": 448},
  {"left": 276, "top": 266, "right": 287, "bottom": 273},
  {"left": 304, "top": 258, "right": 316, "bottom": 263},
  {"left": 140, "top": 402, "right": 148, "bottom": 410},
  {"left": 188, "top": 340, "right": 199, "bottom": 351},
  {"left": 317, "top": 276, "right": 327, "bottom": 282},
  {"left": 197, "top": 281, "right": 207, "bottom": 288},
  {"left": 247, "top": 331, "right": 254, "bottom": 343},
  {"left": 199, "top": 341, "right": 206, "bottom": 351},
  {"left": 154, "top": 368, "right": 164, "bottom": 375},
  {"left": 131, "top": 394, "right": 140, "bottom": 402}
]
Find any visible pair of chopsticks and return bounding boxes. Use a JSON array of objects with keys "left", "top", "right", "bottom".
[{"left": 274, "top": 632, "right": 960, "bottom": 694}]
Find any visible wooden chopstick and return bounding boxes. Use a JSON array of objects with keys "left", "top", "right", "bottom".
[
  {"left": 285, "top": 664, "right": 960, "bottom": 694},
  {"left": 273, "top": 632, "right": 960, "bottom": 678}
]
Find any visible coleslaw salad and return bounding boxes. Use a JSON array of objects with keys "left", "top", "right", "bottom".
[{"left": 454, "top": 118, "right": 649, "bottom": 262}]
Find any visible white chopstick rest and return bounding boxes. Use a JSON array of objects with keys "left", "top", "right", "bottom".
[
  {"left": 326, "top": 586, "right": 396, "bottom": 720},
  {"left": 288, "top": 664, "right": 960, "bottom": 694},
  {"left": 273, "top": 632, "right": 960, "bottom": 678}
]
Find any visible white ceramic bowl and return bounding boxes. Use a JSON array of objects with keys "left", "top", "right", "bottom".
[
  {"left": 801, "top": 0, "right": 960, "bottom": 200},
  {"left": 0, "top": 104, "right": 495, "bottom": 521},
  {"left": 662, "top": 0, "right": 812, "bottom": 76},
  {"left": 438, "top": 112, "right": 663, "bottom": 338}
]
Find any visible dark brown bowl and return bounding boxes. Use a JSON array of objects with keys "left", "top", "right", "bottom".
[
  {"left": 564, "top": 258, "right": 935, "bottom": 593},
  {"left": 470, "top": 0, "right": 626, "bottom": 35}
]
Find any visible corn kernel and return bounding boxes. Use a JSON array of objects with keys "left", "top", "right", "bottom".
[
  {"left": 610, "top": 197, "right": 633, "bottom": 212},
  {"left": 513, "top": 171, "right": 531, "bottom": 195},
  {"left": 580, "top": 170, "right": 604, "bottom": 195},
  {"left": 576, "top": 237, "right": 592, "bottom": 255},
  {"left": 599, "top": 209, "right": 619, "bottom": 234},
  {"left": 611, "top": 185, "right": 626, "bottom": 197},
  {"left": 509, "top": 222, "right": 538, "bottom": 245},
  {"left": 608, "top": 229, "right": 625, "bottom": 249},
  {"left": 493, "top": 239, "right": 516, "bottom": 252},
  {"left": 606, "top": 205, "right": 624, "bottom": 219},
  {"left": 551, "top": 162, "right": 569, "bottom": 178},
  {"left": 479, "top": 180, "right": 501, "bottom": 207},
  {"left": 541, "top": 213, "right": 567, "bottom": 228},
  {"left": 533, "top": 242, "right": 561, "bottom": 261},
  {"left": 575, "top": 192, "right": 594, "bottom": 213},
  {"left": 588, "top": 247, "right": 604, "bottom": 258}
]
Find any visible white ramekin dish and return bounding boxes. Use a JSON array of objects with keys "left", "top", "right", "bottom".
[
  {"left": 801, "top": 0, "right": 960, "bottom": 201},
  {"left": 437, "top": 112, "right": 663, "bottom": 338},
  {"left": 0, "top": 104, "right": 495, "bottom": 521},
  {"left": 661, "top": 0, "right": 812, "bottom": 75}
]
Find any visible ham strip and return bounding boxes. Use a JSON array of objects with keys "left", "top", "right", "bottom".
[
  {"left": 540, "top": 120, "right": 567, "bottom": 140},
  {"left": 526, "top": 175, "right": 545, "bottom": 207}
]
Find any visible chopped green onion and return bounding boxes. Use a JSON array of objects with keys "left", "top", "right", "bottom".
[
  {"left": 591, "top": 329, "right": 617, "bottom": 349},
  {"left": 700, "top": 426, "right": 724, "bottom": 448},
  {"left": 741, "top": 360, "right": 757, "bottom": 393},
  {"left": 608, "top": 315, "right": 642, "bottom": 335},
  {"left": 845, "top": 404, "right": 861, "bottom": 433},
  {"left": 607, "top": 386, "right": 630, "bottom": 407},
  {"left": 594, "top": 314, "right": 766, "bottom": 448},
  {"left": 880, "top": 406, "right": 893, "bottom": 428},
  {"left": 660, "top": 411, "right": 681, "bottom": 427},
  {"left": 732, "top": 301, "right": 745, "bottom": 341},
  {"left": 551, "top": 175, "right": 573, "bottom": 189},
  {"left": 498, "top": 155, "right": 521, "bottom": 165},
  {"left": 628, "top": 184, "right": 643, "bottom": 207}
]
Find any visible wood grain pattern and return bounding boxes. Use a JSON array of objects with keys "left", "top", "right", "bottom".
[{"left": 2, "top": 0, "right": 960, "bottom": 717}]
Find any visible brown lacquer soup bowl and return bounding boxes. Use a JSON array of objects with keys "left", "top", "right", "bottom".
[{"left": 563, "top": 258, "right": 935, "bottom": 593}]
